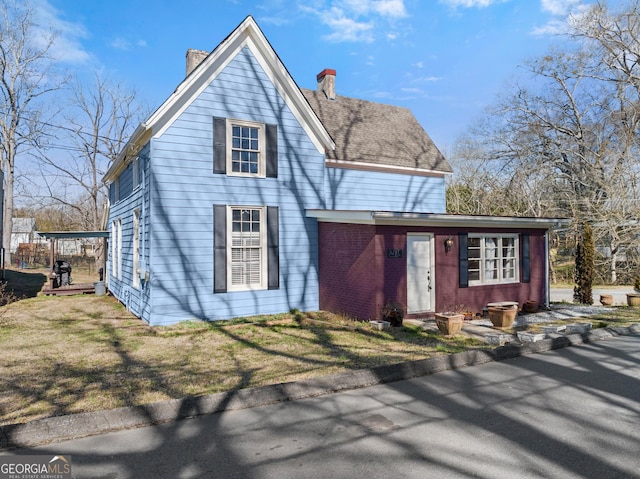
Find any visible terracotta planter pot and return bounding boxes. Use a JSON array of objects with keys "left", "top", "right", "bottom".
[
  {"left": 488, "top": 307, "right": 517, "bottom": 329},
  {"left": 599, "top": 294, "right": 613, "bottom": 306},
  {"left": 523, "top": 300, "right": 538, "bottom": 313},
  {"left": 627, "top": 293, "right": 640, "bottom": 307},
  {"left": 435, "top": 313, "right": 464, "bottom": 336}
]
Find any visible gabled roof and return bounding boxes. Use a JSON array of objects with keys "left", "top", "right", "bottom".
[
  {"left": 302, "top": 89, "right": 452, "bottom": 175},
  {"left": 104, "top": 16, "right": 452, "bottom": 182},
  {"left": 104, "top": 15, "right": 334, "bottom": 182}
]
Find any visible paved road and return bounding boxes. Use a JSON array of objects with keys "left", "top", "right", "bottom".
[{"left": 4, "top": 335, "right": 639, "bottom": 479}]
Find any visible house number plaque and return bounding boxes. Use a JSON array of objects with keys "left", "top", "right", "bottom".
[{"left": 386, "top": 249, "right": 403, "bottom": 258}]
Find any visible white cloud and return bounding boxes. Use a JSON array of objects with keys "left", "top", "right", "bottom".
[
  {"left": 300, "top": 0, "right": 407, "bottom": 43},
  {"left": 111, "top": 37, "right": 148, "bottom": 51},
  {"left": 531, "top": 18, "right": 569, "bottom": 35},
  {"left": 532, "top": 0, "right": 590, "bottom": 36},
  {"left": 438, "top": 0, "right": 506, "bottom": 8},
  {"left": 323, "top": 8, "right": 375, "bottom": 42},
  {"left": 373, "top": 0, "right": 407, "bottom": 18},
  {"left": 401, "top": 87, "right": 423, "bottom": 93},
  {"left": 541, "top": 0, "right": 580, "bottom": 16},
  {"left": 32, "top": 0, "right": 90, "bottom": 64}
]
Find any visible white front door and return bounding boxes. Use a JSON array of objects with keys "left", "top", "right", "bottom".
[{"left": 407, "top": 233, "right": 434, "bottom": 314}]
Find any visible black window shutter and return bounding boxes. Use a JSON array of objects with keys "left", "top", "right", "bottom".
[
  {"left": 522, "top": 234, "right": 530, "bottom": 283},
  {"left": 213, "top": 205, "right": 227, "bottom": 293},
  {"left": 267, "top": 206, "right": 279, "bottom": 289},
  {"left": 213, "top": 117, "right": 226, "bottom": 174},
  {"left": 265, "top": 124, "right": 278, "bottom": 178},
  {"left": 459, "top": 233, "right": 469, "bottom": 288}
]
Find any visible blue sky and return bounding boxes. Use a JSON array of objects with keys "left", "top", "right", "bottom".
[{"left": 40, "top": 0, "right": 616, "bottom": 152}]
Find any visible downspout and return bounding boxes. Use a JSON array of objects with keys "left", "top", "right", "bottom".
[{"left": 545, "top": 231, "right": 550, "bottom": 309}]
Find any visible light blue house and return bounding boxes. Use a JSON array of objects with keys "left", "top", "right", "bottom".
[{"left": 104, "top": 16, "right": 455, "bottom": 326}]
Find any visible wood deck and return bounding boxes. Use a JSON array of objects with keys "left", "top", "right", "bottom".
[{"left": 42, "top": 283, "right": 96, "bottom": 296}]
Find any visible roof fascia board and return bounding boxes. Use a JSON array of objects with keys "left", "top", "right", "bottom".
[
  {"left": 325, "top": 160, "right": 450, "bottom": 177},
  {"left": 306, "top": 209, "right": 569, "bottom": 229},
  {"left": 306, "top": 210, "right": 376, "bottom": 224},
  {"left": 245, "top": 34, "right": 334, "bottom": 154},
  {"left": 37, "top": 231, "right": 110, "bottom": 239},
  {"left": 104, "top": 125, "right": 151, "bottom": 182},
  {"left": 149, "top": 29, "right": 248, "bottom": 139}
]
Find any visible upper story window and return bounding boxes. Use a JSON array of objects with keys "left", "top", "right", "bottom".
[
  {"left": 227, "top": 119, "right": 265, "bottom": 177},
  {"left": 213, "top": 117, "right": 278, "bottom": 178},
  {"left": 133, "top": 157, "right": 140, "bottom": 187},
  {"left": 468, "top": 234, "right": 518, "bottom": 286}
]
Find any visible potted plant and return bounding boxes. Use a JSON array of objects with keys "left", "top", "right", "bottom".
[
  {"left": 626, "top": 293, "right": 640, "bottom": 307},
  {"left": 599, "top": 294, "right": 613, "bottom": 306},
  {"left": 434, "top": 311, "right": 464, "bottom": 336},
  {"left": 487, "top": 306, "right": 517, "bottom": 329},
  {"left": 523, "top": 300, "right": 538, "bottom": 313}
]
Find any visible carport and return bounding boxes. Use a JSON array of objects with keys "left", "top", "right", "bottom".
[{"left": 37, "top": 231, "right": 109, "bottom": 296}]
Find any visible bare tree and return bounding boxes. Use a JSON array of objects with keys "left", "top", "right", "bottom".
[
  {"left": 450, "top": 12, "right": 640, "bottom": 282},
  {"left": 36, "top": 73, "right": 143, "bottom": 232},
  {"left": 0, "top": 0, "right": 62, "bottom": 266}
]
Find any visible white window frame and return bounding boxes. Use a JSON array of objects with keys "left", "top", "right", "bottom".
[
  {"left": 111, "top": 220, "right": 117, "bottom": 277},
  {"left": 132, "top": 209, "right": 140, "bottom": 289},
  {"left": 132, "top": 157, "right": 140, "bottom": 188},
  {"left": 226, "top": 205, "right": 267, "bottom": 291},
  {"left": 468, "top": 234, "right": 519, "bottom": 286},
  {"left": 117, "top": 218, "right": 123, "bottom": 281},
  {"left": 226, "top": 118, "right": 265, "bottom": 178}
]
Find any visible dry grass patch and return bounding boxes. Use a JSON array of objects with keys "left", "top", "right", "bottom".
[
  {"left": 5, "top": 271, "right": 637, "bottom": 427},
  {"left": 0, "top": 291, "right": 485, "bottom": 425}
]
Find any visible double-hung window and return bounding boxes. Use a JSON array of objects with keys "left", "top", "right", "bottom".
[
  {"left": 468, "top": 234, "right": 518, "bottom": 285},
  {"left": 228, "top": 206, "right": 266, "bottom": 290},
  {"left": 213, "top": 117, "right": 277, "bottom": 178},
  {"left": 227, "top": 119, "right": 265, "bottom": 177},
  {"left": 214, "top": 204, "right": 279, "bottom": 294}
]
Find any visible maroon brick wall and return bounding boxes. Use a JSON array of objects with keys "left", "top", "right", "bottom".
[
  {"left": 318, "top": 222, "right": 380, "bottom": 319},
  {"left": 318, "top": 222, "right": 549, "bottom": 320}
]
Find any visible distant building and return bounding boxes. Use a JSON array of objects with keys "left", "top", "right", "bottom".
[{"left": 11, "top": 218, "right": 37, "bottom": 253}]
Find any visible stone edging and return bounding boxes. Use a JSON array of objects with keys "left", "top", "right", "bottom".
[{"left": 1, "top": 325, "right": 638, "bottom": 450}]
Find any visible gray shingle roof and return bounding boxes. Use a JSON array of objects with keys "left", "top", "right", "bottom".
[{"left": 301, "top": 88, "right": 453, "bottom": 174}]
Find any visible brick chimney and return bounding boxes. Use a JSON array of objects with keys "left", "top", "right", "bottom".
[
  {"left": 186, "top": 49, "right": 209, "bottom": 76},
  {"left": 317, "top": 69, "right": 336, "bottom": 100}
]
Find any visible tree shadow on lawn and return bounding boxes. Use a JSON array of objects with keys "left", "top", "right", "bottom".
[{"left": 3, "top": 269, "right": 47, "bottom": 299}]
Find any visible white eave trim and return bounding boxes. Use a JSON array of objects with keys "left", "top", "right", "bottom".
[
  {"left": 306, "top": 210, "right": 570, "bottom": 229},
  {"left": 104, "top": 123, "right": 150, "bottom": 182},
  {"left": 325, "top": 159, "right": 451, "bottom": 177}
]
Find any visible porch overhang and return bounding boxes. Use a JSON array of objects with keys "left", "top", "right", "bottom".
[{"left": 306, "top": 210, "right": 570, "bottom": 230}]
